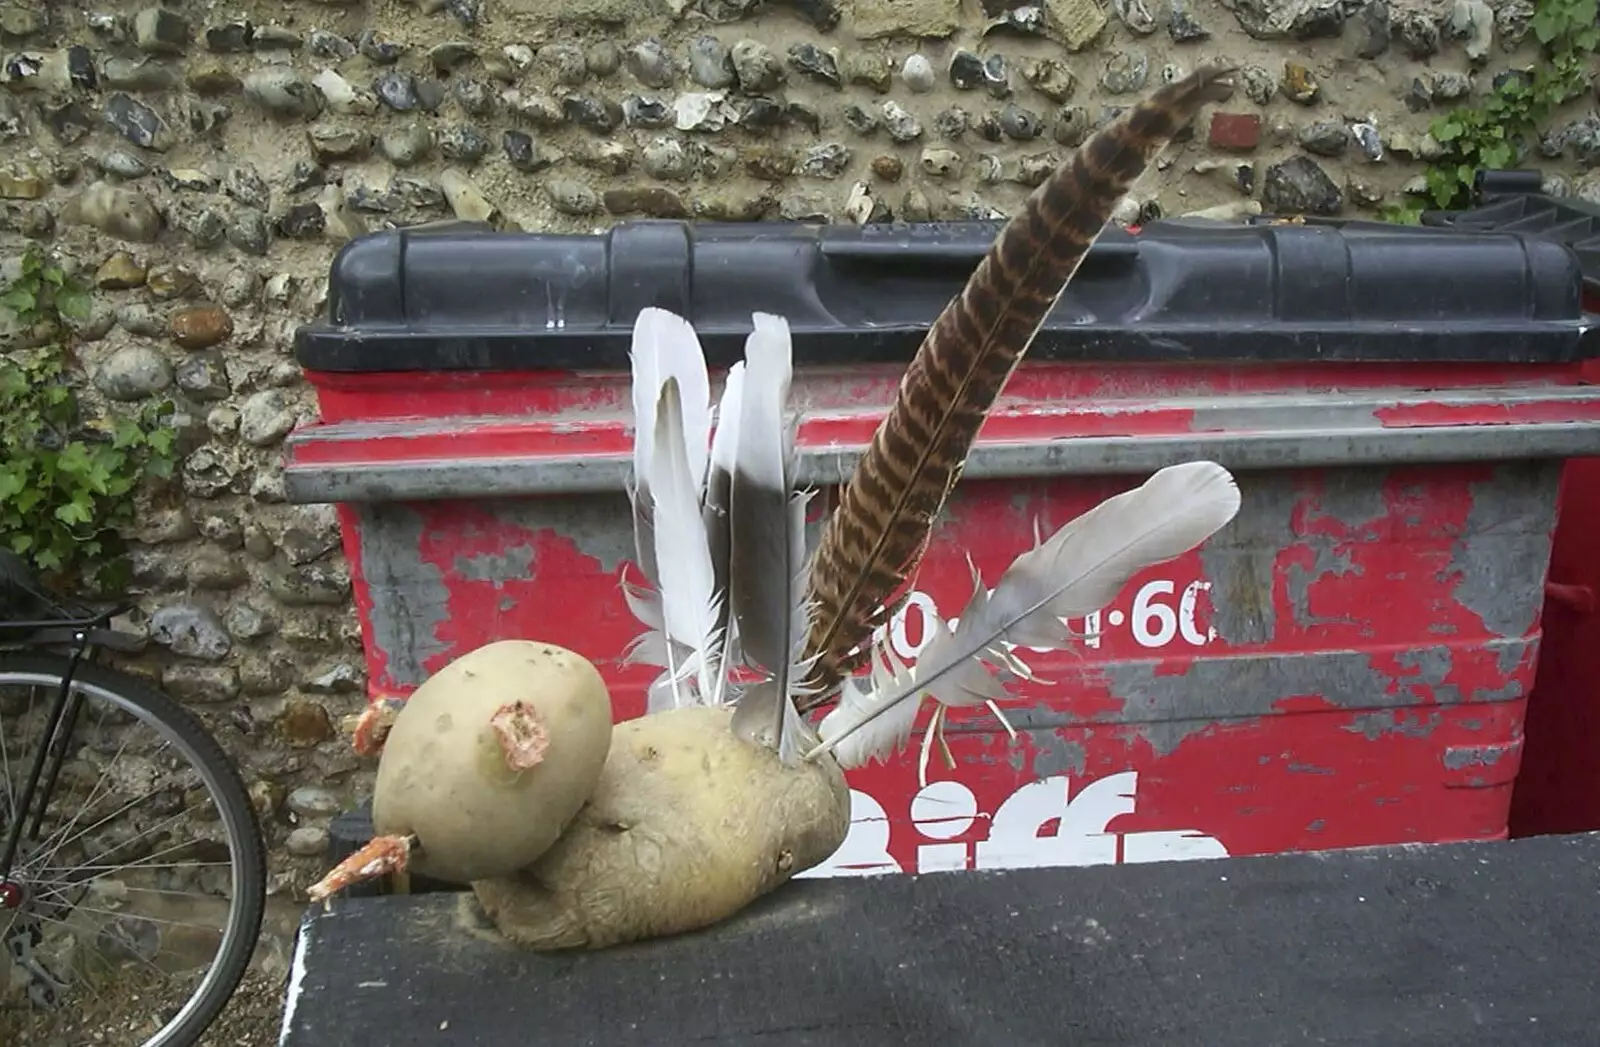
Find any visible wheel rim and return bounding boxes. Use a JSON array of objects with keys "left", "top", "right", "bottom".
[{"left": 0, "top": 668, "right": 256, "bottom": 1047}]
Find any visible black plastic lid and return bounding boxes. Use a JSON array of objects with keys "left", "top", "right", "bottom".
[
  {"left": 294, "top": 215, "right": 1599, "bottom": 373},
  {"left": 1421, "top": 170, "right": 1600, "bottom": 292}
]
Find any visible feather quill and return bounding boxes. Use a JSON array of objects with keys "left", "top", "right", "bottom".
[
  {"left": 727, "top": 314, "right": 810, "bottom": 762},
  {"left": 796, "top": 63, "right": 1239, "bottom": 705},
  {"left": 809, "top": 461, "right": 1241, "bottom": 762},
  {"left": 648, "top": 376, "right": 723, "bottom": 706}
]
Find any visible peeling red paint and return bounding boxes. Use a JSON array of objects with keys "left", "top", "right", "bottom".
[
  {"left": 337, "top": 502, "right": 390, "bottom": 690},
  {"left": 338, "top": 460, "right": 1547, "bottom": 870},
  {"left": 1375, "top": 399, "right": 1600, "bottom": 428},
  {"left": 418, "top": 514, "right": 629, "bottom": 680},
  {"left": 302, "top": 360, "right": 1593, "bottom": 424},
  {"left": 291, "top": 361, "right": 1600, "bottom": 485}
]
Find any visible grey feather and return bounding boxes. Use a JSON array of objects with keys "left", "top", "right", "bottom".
[
  {"left": 727, "top": 314, "right": 808, "bottom": 762},
  {"left": 703, "top": 363, "right": 745, "bottom": 689},
  {"left": 811, "top": 461, "right": 1242, "bottom": 762}
]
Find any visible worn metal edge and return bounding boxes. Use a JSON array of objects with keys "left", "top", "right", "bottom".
[
  {"left": 285, "top": 386, "right": 1600, "bottom": 445},
  {"left": 284, "top": 421, "right": 1600, "bottom": 503}
]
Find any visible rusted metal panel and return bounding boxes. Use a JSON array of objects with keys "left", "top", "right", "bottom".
[{"left": 332, "top": 460, "right": 1555, "bottom": 876}]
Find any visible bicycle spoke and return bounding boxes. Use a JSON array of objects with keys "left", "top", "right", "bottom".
[
  {"left": 0, "top": 683, "right": 40, "bottom": 829},
  {"left": 29, "top": 859, "right": 235, "bottom": 881},
  {"left": 22, "top": 904, "right": 187, "bottom": 983},
  {"left": 25, "top": 726, "right": 145, "bottom": 868},
  {"left": 26, "top": 878, "right": 230, "bottom": 902},
  {"left": 35, "top": 899, "right": 226, "bottom": 934},
  {"left": 28, "top": 836, "right": 235, "bottom": 903},
  {"left": 25, "top": 780, "right": 189, "bottom": 876}
]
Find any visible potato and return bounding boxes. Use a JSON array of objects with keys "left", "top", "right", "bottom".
[
  {"left": 470, "top": 704, "right": 851, "bottom": 950},
  {"left": 371, "top": 639, "right": 614, "bottom": 884}
]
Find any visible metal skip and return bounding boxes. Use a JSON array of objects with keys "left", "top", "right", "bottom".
[{"left": 285, "top": 215, "right": 1600, "bottom": 876}]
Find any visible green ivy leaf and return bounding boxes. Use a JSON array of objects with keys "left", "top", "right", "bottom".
[
  {"left": 0, "top": 247, "right": 166, "bottom": 587},
  {"left": 1425, "top": 166, "right": 1464, "bottom": 210},
  {"left": 111, "top": 417, "right": 144, "bottom": 449},
  {"left": 55, "top": 441, "right": 92, "bottom": 476},
  {"left": 53, "top": 500, "right": 94, "bottom": 526},
  {"left": 1, "top": 287, "right": 36, "bottom": 315},
  {"left": 1532, "top": 7, "right": 1563, "bottom": 42},
  {"left": 1481, "top": 142, "right": 1515, "bottom": 169},
  {"left": 54, "top": 287, "right": 92, "bottom": 323}
]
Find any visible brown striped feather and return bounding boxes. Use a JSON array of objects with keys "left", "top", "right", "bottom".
[{"left": 796, "top": 62, "right": 1239, "bottom": 706}]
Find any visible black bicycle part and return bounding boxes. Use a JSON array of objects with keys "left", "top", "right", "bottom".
[
  {"left": 0, "top": 549, "right": 267, "bottom": 1047},
  {"left": 0, "top": 653, "right": 269, "bottom": 1047}
]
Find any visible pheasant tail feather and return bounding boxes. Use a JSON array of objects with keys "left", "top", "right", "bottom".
[{"left": 797, "top": 63, "right": 1237, "bottom": 703}]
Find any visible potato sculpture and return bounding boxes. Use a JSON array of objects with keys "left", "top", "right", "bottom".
[
  {"left": 368, "top": 640, "right": 613, "bottom": 885},
  {"left": 472, "top": 705, "right": 851, "bottom": 950},
  {"left": 311, "top": 68, "right": 1245, "bottom": 952}
]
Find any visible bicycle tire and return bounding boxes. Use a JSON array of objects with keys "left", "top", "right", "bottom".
[{"left": 0, "top": 653, "right": 268, "bottom": 1047}]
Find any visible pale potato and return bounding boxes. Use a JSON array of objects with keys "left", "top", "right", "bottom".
[
  {"left": 471, "top": 704, "right": 851, "bottom": 950},
  {"left": 371, "top": 640, "right": 614, "bottom": 884}
]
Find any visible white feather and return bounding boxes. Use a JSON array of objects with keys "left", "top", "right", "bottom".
[
  {"left": 623, "top": 308, "right": 722, "bottom": 701},
  {"left": 630, "top": 307, "right": 712, "bottom": 501},
  {"left": 649, "top": 377, "right": 723, "bottom": 705},
  {"left": 708, "top": 363, "right": 746, "bottom": 486},
  {"left": 808, "top": 461, "right": 1242, "bottom": 762},
  {"left": 818, "top": 640, "right": 921, "bottom": 771}
]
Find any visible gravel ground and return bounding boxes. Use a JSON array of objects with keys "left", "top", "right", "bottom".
[
  {"left": 1, "top": 899, "right": 300, "bottom": 1047},
  {"left": 193, "top": 968, "right": 288, "bottom": 1047},
  {"left": 0, "top": 966, "right": 286, "bottom": 1046}
]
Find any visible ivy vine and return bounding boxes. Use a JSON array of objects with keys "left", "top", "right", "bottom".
[
  {"left": 1385, "top": 0, "right": 1599, "bottom": 221},
  {"left": 1, "top": 246, "right": 178, "bottom": 592}
]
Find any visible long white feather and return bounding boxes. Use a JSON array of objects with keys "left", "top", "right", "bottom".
[
  {"left": 809, "top": 461, "right": 1242, "bottom": 762},
  {"left": 624, "top": 308, "right": 717, "bottom": 694},
  {"left": 649, "top": 377, "right": 722, "bottom": 705}
]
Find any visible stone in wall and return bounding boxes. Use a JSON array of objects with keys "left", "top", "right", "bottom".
[{"left": 1, "top": 0, "right": 1595, "bottom": 892}]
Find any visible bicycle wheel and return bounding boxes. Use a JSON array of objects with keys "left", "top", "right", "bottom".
[{"left": 0, "top": 654, "right": 267, "bottom": 1047}]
